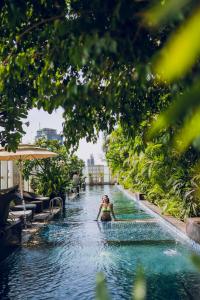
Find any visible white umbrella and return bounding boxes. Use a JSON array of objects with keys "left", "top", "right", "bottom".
[{"left": 0, "top": 144, "right": 57, "bottom": 226}]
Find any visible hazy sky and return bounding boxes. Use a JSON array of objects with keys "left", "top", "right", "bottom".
[{"left": 22, "top": 108, "right": 105, "bottom": 165}]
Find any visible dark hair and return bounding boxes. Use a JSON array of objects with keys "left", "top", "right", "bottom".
[{"left": 104, "top": 195, "right": 109, "bottom": 202}]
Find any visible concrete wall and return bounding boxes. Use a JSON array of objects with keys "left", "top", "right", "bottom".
[{"left": 0, "top": 161, "right": 8, "bottom": 189}]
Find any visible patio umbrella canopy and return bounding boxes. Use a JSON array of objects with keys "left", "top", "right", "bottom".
[
  {"left": 0, "top": 144, "right": 57, "bottom": 226},
  {"left": 0, "top": 145, "right": 57, "bottom": 161}
]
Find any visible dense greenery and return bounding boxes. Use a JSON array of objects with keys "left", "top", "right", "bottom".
[
  {"left": 106, "top": 126, "right": 200, "bottom": 220},
  {"left": 1, "top": 0, "right": 200, "bottom": 220},
  {"left": 1, "top": 0, "right": 199, "bottom": 152},
  {"left": 23, "top": 139, "right": 84, "bottom": 198}
]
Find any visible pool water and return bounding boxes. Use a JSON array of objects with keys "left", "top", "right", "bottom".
[{"left": 0, "top": 185, "right": 200, "bottom": 300}]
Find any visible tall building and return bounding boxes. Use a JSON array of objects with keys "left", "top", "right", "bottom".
[
  {"left": 35, "top": 128, "right": 63, "bottom": 144},
  {"left": 85, "top": 153, "right": 115, "bottom": 185},
  {"left": 87, "top": 154, "right": 95, "bottom": 166}
]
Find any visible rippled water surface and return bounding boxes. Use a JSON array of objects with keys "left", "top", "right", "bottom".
[{"left": 1, "top": 185, "right": 200, "bottom": 299}]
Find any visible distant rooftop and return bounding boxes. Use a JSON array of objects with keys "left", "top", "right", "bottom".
[
  {"left": 37, "top": 128, "right": 57, "bottom": 133},
  {"left": 35, "top": 128, "right": 63, "bottom": 144}
]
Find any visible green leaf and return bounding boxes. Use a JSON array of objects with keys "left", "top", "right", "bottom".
[
  {"left": 154, "top": 8, "right": 200, "bottom": 81},
  {"left": 174, "top": 107, "right": 200, "bottom": 152},
  {"left": 133, "top": 265, "right": 146, "bottom": 300},
  {"left": 149, "top": 80, "right": 200, "bottom": 137},
  {"left": 96, "top": 272, "right": 110, "bottom": 300},
  {"left": 144, "top": 0, "right": 189, "bottom": 27}
]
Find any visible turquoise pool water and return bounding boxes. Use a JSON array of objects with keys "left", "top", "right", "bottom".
[{"left": 0, "top": 185, "right": 200, "bottom": 299}]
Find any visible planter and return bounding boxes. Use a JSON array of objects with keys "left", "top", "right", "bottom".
[
  {"left": 135, "top": 192, "right": 145, "bottom": 201},
  {"left": 186, "top": 218, "right": 200, "bottom": 244}
]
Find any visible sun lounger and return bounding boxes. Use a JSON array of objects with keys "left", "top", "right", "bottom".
[
  {"left": 29, "top": 200, "right": 43, "bottom": 213},
  {"left": 10, "top": 204, "right": 36, "bottom": 218},
  {"left": 9, "top": 210, "right": 32, "bottom": 222},
  {"left": 23, "top": 191, "right": 50, "bottom": 209}
]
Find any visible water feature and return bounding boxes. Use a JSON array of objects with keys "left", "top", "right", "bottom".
[{"left": 0, "top": 185, "right": 200, "bottom": 299}]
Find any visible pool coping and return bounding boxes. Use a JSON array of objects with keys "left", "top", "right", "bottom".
[{"left": 116, "top": 185, "right": 200, "bottom": 253}]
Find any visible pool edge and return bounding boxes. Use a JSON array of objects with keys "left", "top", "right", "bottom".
[{"left": 116, "top": 184, "right": 200, "bottom": 253}]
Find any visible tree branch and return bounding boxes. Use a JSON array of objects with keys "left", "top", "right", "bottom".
[
  {"left": 3, "top": 13, "right": 65, "bottom": 65},
  {"left": 18, "top": 14, "right": 65, "bottom": 40}
]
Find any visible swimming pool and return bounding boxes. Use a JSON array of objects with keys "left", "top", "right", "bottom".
[{"left": 0, "top": 185, "right": 200, "bottom": 299}]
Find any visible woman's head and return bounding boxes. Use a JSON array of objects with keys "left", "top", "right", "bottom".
[{"left": 103, "top": 195, "right": 109, "bottom": 203}]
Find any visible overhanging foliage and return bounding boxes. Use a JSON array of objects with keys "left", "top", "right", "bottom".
[{"left": 0, "top": 0, "right": 182, "bottom": 150}]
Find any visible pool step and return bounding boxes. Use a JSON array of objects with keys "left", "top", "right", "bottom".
[
  {"left": 106, "top": 239, "right": 176, "bottom": 246},
  {"left": 115, "top": 218, "right": 157, "bottom": 223},
  {"left": 58, "top": 219, "right": 158, "bottom": 224}
]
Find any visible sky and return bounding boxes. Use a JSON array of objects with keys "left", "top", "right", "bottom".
[{"left": 22, "top": 108, "right": 106, "bottom": 165}]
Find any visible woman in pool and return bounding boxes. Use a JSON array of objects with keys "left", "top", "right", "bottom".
[{"left": 95, "top": 195, "right": 116, "bottom": 221}]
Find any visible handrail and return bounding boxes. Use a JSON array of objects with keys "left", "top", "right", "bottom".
[{"left": 49, "top": 197, "right": 63, "bottom": 214}]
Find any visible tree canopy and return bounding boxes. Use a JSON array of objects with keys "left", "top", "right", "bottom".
[{"left": 0, "top": 0, "right": 199, "bottom": 150}]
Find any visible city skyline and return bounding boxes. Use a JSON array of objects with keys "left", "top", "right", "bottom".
[{"left": 22, "top": 108, "right": 106, "bottom": 165}]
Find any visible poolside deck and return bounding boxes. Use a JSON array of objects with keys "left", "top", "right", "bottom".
[
  {"left": 21, "top": 207, "right": 62, "bottom": 245},
  {"left": 7, "top": 206, "right": 62, "bottom": 247}
]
